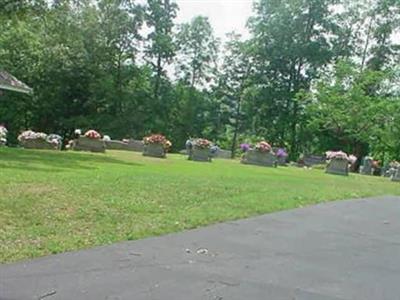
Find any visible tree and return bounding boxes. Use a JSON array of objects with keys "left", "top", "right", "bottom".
[
  {"left": 305, "top": 61, "right": 397, "bottom": 159},
  {"left": 248, "top": 0, "right": 338, "bottom": 156},
  {"left": 175, "top": 16, "right": 219, "bottom": 88},
  {"left": 216, "top": 33, "right": 253, "bottom": 157},
  {"left": 144, "top": 0, "right": 177, "bottom": 100},
  {"left": 365, "top": 0, "right": 400, "bottom": 71}
]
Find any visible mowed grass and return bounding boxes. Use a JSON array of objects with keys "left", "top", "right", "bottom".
[{"left": 0, "top": 148, "right": 399, "bottom": 263}]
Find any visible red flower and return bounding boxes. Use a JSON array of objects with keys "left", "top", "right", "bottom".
[{"left": 84, "top": 130, "right": 101, "bottom": 139}]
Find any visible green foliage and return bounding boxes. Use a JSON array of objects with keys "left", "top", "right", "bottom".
[
  {"left": 175, "top": 16, "right": 219, "bottom": 87},
  {"left": 305, "top": 61, "right": 400, "bottom": 159},
  {"left": 0, "top": 0, "right": 399, "bottom": 161}
]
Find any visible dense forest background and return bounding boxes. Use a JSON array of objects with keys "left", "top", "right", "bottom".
[{"left": 1, "top": 0, "right": 399, "bottom": 161}]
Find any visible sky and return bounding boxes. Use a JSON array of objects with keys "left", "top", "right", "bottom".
[
  {"left": 173, "top": 1, "right": 400, "bottom": 43},
  {"left": 174, "top": 0, "right": 254, "bottom": 40}
]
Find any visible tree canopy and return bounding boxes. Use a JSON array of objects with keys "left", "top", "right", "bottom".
[{"left": 0, "top": 0, "right": 399, "bottom": 162}]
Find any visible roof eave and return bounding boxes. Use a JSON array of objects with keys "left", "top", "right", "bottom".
[{"left": 0, "top": 83, "right": 33, "bottom": 94}]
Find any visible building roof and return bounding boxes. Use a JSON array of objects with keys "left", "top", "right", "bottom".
[{"left": 0, "top": 70, "right": 33, "bottom": 94}]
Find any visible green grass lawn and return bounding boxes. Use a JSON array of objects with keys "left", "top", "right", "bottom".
[{"left": 0, "top": 147, "right": 398, "bottom": 263}]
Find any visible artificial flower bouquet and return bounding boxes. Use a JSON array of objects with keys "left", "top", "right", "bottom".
[
  {"left": 0, "top": 125, "right": 7, "bottom": 146},
  {"left": 325, "top": 151, "right": 349, "bottom": 161},
  {"left": 84, "top": 130, "right": 101, "bottom": 139},
  {"left": 255, "top": 141, "right": 272, "bottom": 153},
  {"left": 240, "top": 143, "right": 251, "bottom": 152},
  {"left": 348, "top": 154, "right": 357, "bottom": 164},
  {"left": 18, "top": 130, "right": 60, "bottom": 150},
  {"left": 193, "top": 138, "right": 211, "bottom": 149},
  {"left": 103, "top": 135, "right": 111, "bottom": 142},
  {"left": 46, "top": 134, "right": 62, "bottom": 147},
  {"left": 389, "top": 161, "right": 400, "bottom": 169},
  {"left": 18, "top": 130, "right": 47, "bottom": 142},
  {"left": 276, "top": 148, "right": 288, "bottom": 158},
  {"left": 143, "top": 134, "right": 172, "bottom": 150},
  {"left": 275, "top": 148, "right": 288, "bottom": 165}
]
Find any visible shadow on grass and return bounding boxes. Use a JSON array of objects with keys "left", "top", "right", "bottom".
[{"left": 0, "top": 148, "right": 143, "bottom": 172}]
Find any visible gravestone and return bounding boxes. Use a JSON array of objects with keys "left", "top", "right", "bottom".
[
  {"left": 73, "top": 136, "right": 105, "bottom": 153},
  {"left": 385, "top": 168, "right": 397, "bottom": 178},
  {"left": 391, "top": 169, "right": 400, "bottom": 182},
  {"left": 143, "top": 143, "right": 166, "bottom": 158},
  {"left": 277, "top": 156, "right": 287, "bottom": 166},
  {"left": 189, "top": 146, "right": 211, "bottom": 162},
  {"left": 104, "top": 140, "right": 144, "bottom": 152},
  {"left": 359, "top": 158, "right": 373, "bottom": 175},
  {"left": 105, "top": 140, "right": 128, "bottom": 151},
  {"left": 326, "top": 158, "right": 349, "bottom": 176},
  {"left": 241, "top": 150, "right": 277, "bottom": 167},
  {"left": 212, "top": 149, "right": 232, "bottom": 159},
  {"left": 303, "top": 155, "right": 326, "bottom": 167},
  {"left": 126, "top": 140, "right": 144, "bottom": 152},
  {"left": 20, "top": 139, "right": 59, "bottom": 150}
]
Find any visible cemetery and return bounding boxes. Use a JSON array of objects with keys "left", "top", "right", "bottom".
[
  {"left": 241, "top": 141, "right": 278, "bottom": 167},
  {"left": 187, "top": 138, "right": 213, "bottom": 162},
  {"left": 1, "top": 139, "right": 399, "bottom": 263},
  {"left": 1, "top": 1, "right": 400, "bottom": 298}
]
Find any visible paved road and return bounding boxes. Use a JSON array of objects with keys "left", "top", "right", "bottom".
[{"left": 1, "top": 196, "right": 400, "bottom": 300}]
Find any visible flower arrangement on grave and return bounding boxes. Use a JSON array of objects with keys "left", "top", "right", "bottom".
[
  {"left": 0, "top": 125, "right": 7, "bottom": 145},
  {"left": 103, "top": 135, "right": 111, "bottom": 142},
  {"left": 194, "top": 138, "right": 211, "bottom": 149},
  {"left": 143, "top": 134, "right": 172, "bottom": 150},
  {"left": 46, "top": 134, "right": 62, "bottom": 146},
  {"left": 389, "top": 161, "right": 400, "bottom": 168},
  {"left": 18, "top": 130, "right": 47, "bottom": 142},
  {"left": 276, "top": 148, "right": 288, "bottom": 158},
  {"left": 372, "top": 160, "right": 380, "bottom": 169},
  {"left": 254, "top": 141, "right": 272, "bottom": 153},
  {"left": 210, "top": 144, "right": 219, "bottom": 154},
  {"left": 84, "top": 130, "right": 101, "bottom": 139},
  {"left": 325, "top": 151, "right": 349, "bottom": 161},
  {"left": 348, "top": 154, "right": 357, "bottom": 164},
  {"left": 165, "top": 140, "right": 172, "bottom": 150},
  {"left": 240, "top": 143, "right": 251, "bottom": 152}
]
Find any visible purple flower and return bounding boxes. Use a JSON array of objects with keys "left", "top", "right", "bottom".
[
  {"left": 276, "top": 148, "right": 288, "bottom": 158},
  {"left": 240, "top": 143, "right": 251, "bottom": 152}
]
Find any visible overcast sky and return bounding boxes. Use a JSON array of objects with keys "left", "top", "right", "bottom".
[
  {"left": 173, "top": 1, "right": 400, "bottom": 43},
  {"left": 174, "top": 0, "right": 254, "bottom": 40}
]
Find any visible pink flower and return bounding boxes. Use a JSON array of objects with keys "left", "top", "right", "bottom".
[
  {"left": 255, "top": 141, "right": 272, "bottom": 153},
  {"left": 143, "top": 134, "right": 172, "bottom": 149},
  {"left": 84, "top": 130, "right": 101, "bottom": 139}
]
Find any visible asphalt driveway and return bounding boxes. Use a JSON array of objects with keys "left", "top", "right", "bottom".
[{"left": 1, "top": 196, "right": 400, "bottom": 300}]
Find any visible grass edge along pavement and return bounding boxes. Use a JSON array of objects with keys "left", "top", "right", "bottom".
[{"left": 0, "top": 147, "right": 399, "bottom": 263}]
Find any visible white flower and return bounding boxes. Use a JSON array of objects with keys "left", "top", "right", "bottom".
[
  {"left": 348, "top": 155, "right": 357, "bottom": 164},
  {"left": 47, "top": 134, "right": 62, "bottom": 145},
  {"left": 74, "top": 129, "right": 82, "bottom": 135},
  {"left": 18, "top": 130, "right": 48, "bottom": 141},
  {"left": 0, "top": 126, "right": 7, "bottom": 139},
  {"left": 103, "top": 135, "right": 111, "bottom": 141},
  {"left": 326, "top": 150, "right": 349, "bottom": 160}
]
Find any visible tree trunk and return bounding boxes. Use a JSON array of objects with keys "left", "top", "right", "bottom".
[
  {"left": 230, "top": 96, "right": 242, "bottom": 159},
  {"left": 154, "top": 54, "right": 162, "bottom": 100},
  {"left": 361, "top": 15, "right": 375, "bottom": 71}
]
